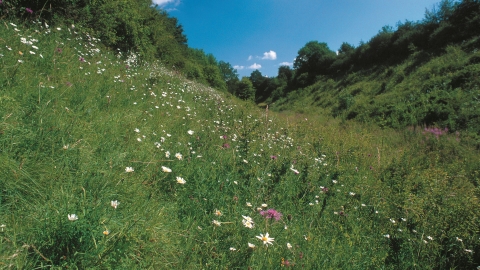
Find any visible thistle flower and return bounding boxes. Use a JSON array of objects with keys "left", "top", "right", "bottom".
[{"left": 260, "top": 209, "right": 283, "bottom": 221}]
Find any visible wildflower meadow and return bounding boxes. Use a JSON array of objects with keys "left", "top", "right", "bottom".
[{"left": 1, "top": 20, "right": 479, "bottom": 269}]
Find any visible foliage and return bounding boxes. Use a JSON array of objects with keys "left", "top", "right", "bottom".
[
  {"left": 0, "top": 0, "right": 238, "bottom": 92},
  {"left": 237, "top": 77, "right": 256, "bottom": 101}
]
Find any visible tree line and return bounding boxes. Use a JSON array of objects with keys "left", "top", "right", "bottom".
[{"left": 2, "top": 0, "right": 479, "bottom": 103}]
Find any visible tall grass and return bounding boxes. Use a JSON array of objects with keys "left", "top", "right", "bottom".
[{"left": 1, "top": 20, "right": 479, "bottom": 269}]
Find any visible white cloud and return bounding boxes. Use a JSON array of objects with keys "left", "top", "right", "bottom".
[
  {"left": 262, "top": 50, "right": 277, "bottom": 60},
  {"left": 279, "top": 62, "right": 293, "bottom": 66},
  {"left": 247, "top": 55, "right": 253, "bottom": 61},
  {"left": 152, "top": 0, "right": 179, "bottom": 6},
  {"left": 248, "top": 63, "right": 262, "bottom": 69},
  {"left": 233, "top": 65, "right": 244, "bottom": 70}
]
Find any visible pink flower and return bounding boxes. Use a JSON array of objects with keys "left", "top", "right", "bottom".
[
  {"left": 260, "top": 209, "right": 283, "bottom": 221},
  {"left": 26, "top": 8, "right": 33, "bottom": 14}
]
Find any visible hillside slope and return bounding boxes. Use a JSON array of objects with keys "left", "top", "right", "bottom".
[
  {"left": 273, "top": 43, "right": 480, "bottom": 134},
  {"left": 1, "top": 20, "right": 479, "bottom": 269}
]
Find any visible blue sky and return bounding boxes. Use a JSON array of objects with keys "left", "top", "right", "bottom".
[{"left": 153, "top": 0, "right": 441, "bottom": 78}]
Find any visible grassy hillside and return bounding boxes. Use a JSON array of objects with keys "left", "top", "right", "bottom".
[
  {"left": 1, "top": 20, "right": 480, "bottom": 269},
  {"left": 254, "top": 0, "right": 480, "bottom": 139},
  {"left": 272, "top": 43, "right": 480, "bottom": 136}
]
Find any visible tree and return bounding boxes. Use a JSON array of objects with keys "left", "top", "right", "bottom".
[
  {"left": 218, "top": 61, "right": 239, "bottom": 94},
  {"left": 293, "top": 41, "right": 336, "bottom": 84},
  {"left": 237, "top": 77, "right": 255, "bottom": 101},
  {"left": 277, "top": 65, "right": 293, "bottom": 83},
  {"left": 249, "top": 70, "right": 267, "bottom": 90},
  {"left": 338, "top": 42, "right": 355, "bottom": 55},
  {"left": 218, "top": 61, "right": 239, "bottom": 82}
]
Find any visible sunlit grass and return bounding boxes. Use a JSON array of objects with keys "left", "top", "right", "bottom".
[{"left": 1, "top": 20, "right": 479, "bottom": 269}]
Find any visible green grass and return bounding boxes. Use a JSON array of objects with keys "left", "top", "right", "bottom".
[{"left": 1, "top": 20, "right": 479, "bottom": 269}]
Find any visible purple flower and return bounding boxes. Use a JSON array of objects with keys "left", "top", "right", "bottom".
[
  {"left": 79, "top": 56, "right": 85, "bottom": 62},
  {"left": 270, "top": 155, "right": 277, "bottom": 160},
  {"left": 26, "top": 8, "right": 33, "bottom": 14},
  {"left": 222, "top": 143, "right": 230, "bottom": 149},
  {"left": 260, "top": 208, "right": 282, "bottom": 221}
]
